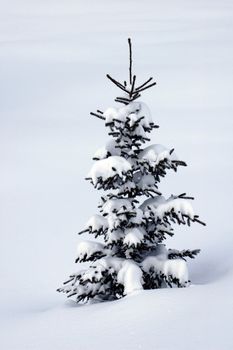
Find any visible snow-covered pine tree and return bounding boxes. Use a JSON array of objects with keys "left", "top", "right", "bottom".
[{"left": 58, "top": 39, "right": 205, "bottom": 303}]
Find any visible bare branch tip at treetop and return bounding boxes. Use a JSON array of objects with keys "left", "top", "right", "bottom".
[
  {"left": 128, "top": 37, "right": 132, "bottom": 85},
  {"left": 106, "top": 38, "right": 156, "bottom": 102}
]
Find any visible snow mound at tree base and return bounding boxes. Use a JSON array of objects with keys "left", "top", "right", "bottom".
[{"left": 1, "top": 275, "right": 232, "bottom": 350}]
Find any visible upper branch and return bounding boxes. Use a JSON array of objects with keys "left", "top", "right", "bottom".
[
  {"left": 128, "top": 38, "right": 132, "bottom": 85},
  {"left": 106, "top": 38, "right": 156, "bottom": 103}
]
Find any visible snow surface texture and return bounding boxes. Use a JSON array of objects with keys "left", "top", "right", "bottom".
[{"left": 0, "top": 0, "right": 233, "bottom": 349}]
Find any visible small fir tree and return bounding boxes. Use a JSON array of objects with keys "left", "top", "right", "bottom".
[{"left": 58, "top": 39, "right": 205, "bottom": 303}]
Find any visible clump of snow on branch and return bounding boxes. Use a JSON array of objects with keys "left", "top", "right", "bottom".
[
  {"left": 139, "top": 144, "right": 178, "bottom": 166},
  {"left": 87, "top": 156, "right": 132, "bottom": 187},
  {"left": 140, "top": 195, "right": 166, "bottom": 211},
  {"left": 83, "top": 214, "right": 108, "bottom": 234},
  {"left": 93, "top": 139, "right": 120, "bottom": 160},
  {"left": 130, "top": 208, "right": 144, "bottom": 225},
  {"left": 142, "top": 256, "right": 189, "bottom": 287},
  {"left": 123, "top": 228, "right": 145, "bottom": 247},
  {"left": 101, "top": 198, "right": 135, "bottom": 215},
  {"left": 76, "top": 241, "right": 106, "bottom": 262},
  {"left": 104, "top": 102, "right": 152, "bottom": 130},
  {"left": 141, "top": 195, "right": 195, "bottom": 221},
  {"left": 136, "top": 174, "right": 156, "bottom": 190},
  {"left": 156, "top": 197, "right": 195, "bottom": 220},
  {"left": 117, "top": 260, "right": 143, "bottom": 294},
  {"left": 100, "top": 198, "right": 139, "bottom": 239}
]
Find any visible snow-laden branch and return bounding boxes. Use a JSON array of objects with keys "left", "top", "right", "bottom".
[
  {"left": 140, "top": 195, "right": 205, "bottom": 226},
  {"left": 168, "top": 248, "right": 201, "bottom": 260},
  {"left": 142, "top": 256, "right": 189, "bottom": 287},
  {"left": 100, "top": 197, "right": 135, "bottom": 215},
  {"left": 137, "top": 144, "right": 186, "bottom": 181},
  {"left": 104, "top": 102, "right": 154, "bottom": 131},
  {"left": 79, "top": 214, "right": 108, "bottom": 237},
  {"left": 139, "top": 144, "right": 179, "bottom": 167},
  {"left": 75, "top": 240, "right": 107, "bottom": 263},
  {"left": 58, "top": 251, "right": 189, "bottom": 302},
  {"left": 123, "top": 227, "right": 145, "bottom": 247},
  {"left": 86, "top": 156, "right": 132, "bottom": 189},
  {"left": 93, "top": 139, "right": 120, "bottom": 160}
]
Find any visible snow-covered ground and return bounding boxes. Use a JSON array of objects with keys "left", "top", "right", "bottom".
[{"left": 0, "top": 0, "right": 233, "bottom": 349}]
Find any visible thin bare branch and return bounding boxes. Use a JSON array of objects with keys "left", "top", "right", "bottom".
[
  {"left": 130, "top": 75, "right": 136, "bottom": 97},
  {"left": 131, "top": 92, "right": 141, "bottom": 101},
  {"left": 115, "top": 98, "right": 128, "bottom": 105},
  {"left": 115, "top": 96, "right": 131, "bottom": 102},
  {"left": 135, "top": 77, "right": 153, "bottom": 91},
  {"left": 90, "top": 112, "right": 105, "bottom": 120},
  {"left": 106, "top": 74, "right": 129, "bottom": 93},
  {"left": 194, "top": 217, "right": 206, "bottom": 226},
  {"left": 136, "top": 81, "right": 156, "bottom": 93},
  {"left": 128, "top": 38, "right": 132, "bottom": 85}
]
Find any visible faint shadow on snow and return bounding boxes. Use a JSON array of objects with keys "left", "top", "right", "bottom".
[
  {"left": 64, "top": 300, "right": 84, "bottom": 308},
  {"left": 189, "top": 240, "right": 233, "bottom": 285},
  {"left": 63, "top": 297, "right": 117, "bottom": 309},
  {"left": 24, "top": 300, "right": 62, "bottom": 315}
]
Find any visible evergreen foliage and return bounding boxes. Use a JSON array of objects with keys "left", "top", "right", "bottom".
[{"left": 58, "top": 39, "right": 205, "bottom": 303}]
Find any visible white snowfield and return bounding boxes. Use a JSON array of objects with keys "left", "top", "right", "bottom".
[{"left": 0, "top": 0, "right": 233, "bottom": 350}]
